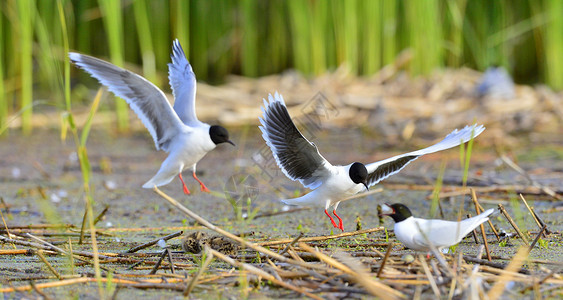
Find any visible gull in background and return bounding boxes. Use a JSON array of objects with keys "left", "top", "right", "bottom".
[
  {"left": 380, "top": 203, "right": 495, "bottom": 251},
  {"left": 70, "top": 39, "right": 234, "bottom": 194},
  {"left": 259, "top": 92, "right": 484, "bottom": 231}
]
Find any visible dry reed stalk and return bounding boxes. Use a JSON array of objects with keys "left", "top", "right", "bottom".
[
  {"left": 418, "top": 255, "right": 441, "bottom": 297},
  {"left": 467, "top": 214, "right": 479, "bottom": 244},
  {"left": 259, "top": 227, "right": 384, "bottom": 246},
  {"left": 0, "top": 277, "right": 139, "bottom": 293},
  {"left": 470, "top": 189, "right": 491, "bottom": 261},
  {"left": 528, "top": 225, "right": 547, "bottom": 251},
  {"left": 153, "top": 187, "right": 330, "bottom": 271},
  {"left": 0, "top": 249, "right": 33, "bottom": 255},
  {"left": 184, "top": 247, "right": 213, "bottom": 296},
  {"left": 148, "top": 250, "right": 168, "bottom": 275},
  {"left": 498, "top": 204, "right": 529, "bottom": 244},
  {"left": 25, "top": 233, "right": 115, "bottom": 273},
  {"left": 104, "top": 225, "right": 204, "bottom": 232},
  {"left": 208, "top": 247, "right": 323, "bottom": 300},
  {"left": 35, "top": 250, "right": 62, "bottom": 280},
  {"left": 279, "top": 232, "right": 303, "bottom": 255},
  {"left": 499, "top": 155, "right": 562, "bottom": 201},
  {"left": 377, "top": 243, "right": 394, "bottom": 278},
  {"left": 487, "top": 247, "right": 529, "bottom": 300},
  {"left": 29, "top": 281, "right": 53, "bottom": 300},
  {"left": 298, "top": 242, "right": 404, "bottom": 299},
  {"left": 123, "top": 230, "right": 183, "bottom": 253}
]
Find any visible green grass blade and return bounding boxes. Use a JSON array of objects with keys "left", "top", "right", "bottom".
[
  {"left": 172, "top": 0, "right": 190, "bottom": 58},
  {"left": 430, "top": 159, "right": 447, "bottom": 219},
  {"left": 241, "top": 0, "right": 258, "bottom": 77},
  {"left": 58, "top": 0, "right": 71, "bottom": 112},
  {"left": 98, "top": 0, "right": 129, "bottom": 131},
  {"left": 80, "top": 88, "right": 102, "bottom": 147},
  {"left": 545, "top": 0, "right": 563, "bottom": 90},
  {"left": 133, "top": 0, "right": 157, "bottom": 84},
  {"left": 17, "top": 0, "right": 34, "bottom": 135},
  {"left": 287, "top": 0, "right": 311, "bottom": 75},
  {"left": 0, "top": 6, "right": 6, "bottom": 135}
]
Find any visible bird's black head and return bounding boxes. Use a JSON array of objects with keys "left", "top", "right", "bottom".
[
  {"left": 209, "top": 125, "right": 235, "bottom": 146},
  {"left": 380, "top": 203, "right": 413, "bottom": 223},
  {"left": 349, "top": 162, "right": 368, "bottom": 191}
]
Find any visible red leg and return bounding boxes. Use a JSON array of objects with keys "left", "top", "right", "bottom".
[
  {"left": 325, "top": 209, "right": 338, "bottom": 228},
  {"left": 333, "top": 210, "right": 344, "bottom": 231},
  {"left": 178, "top": 174, "right": 191, "bottom": 195},
  {"left": 192, "top": 171, "right": 210, "bottom": 192}
]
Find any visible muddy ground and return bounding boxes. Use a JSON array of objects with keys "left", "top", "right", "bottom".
[{"left": 0, "top": 122, "right": 562, "bottom": 298}]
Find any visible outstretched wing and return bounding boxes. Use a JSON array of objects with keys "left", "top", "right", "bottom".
[
  {"left": 365, "top": 124, "right": 485, "bottom": 187},
  {"left": 259, "top": 92, "right": 334, "bottom": 189},
  {"left": 168, "top": 39, "right": 202, "bottom": 127},
  {"left": 69, "top": 52, "right": 187, "bottom": 152}
]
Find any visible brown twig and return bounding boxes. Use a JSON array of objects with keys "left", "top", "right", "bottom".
[
  {"left": 149, "top": 250, "right": 168, "bottom": 275},
  {"left": 24, "top": 233, "right": 114, "bottom": 273},
  {"left": 166, "top": 248, "right": 176, "bottom": 274},
  {"left": 209, "top": 247, "right": 323, "bottom": 300},
  {"left": 123, "top": 231, "right": 183, "bottom": 254},
  {"left": 528, "top": 225, "right": 547, "bottom": 251},
  {"left": 499, "top": 155, "right": 562, "bottom": 201},
  {"left": 475, "top": 202, "right": 500, "bottom": 241},
  {"left": 498, "top": 204, "right": 529, "bottom": 245},
  {"left": 299, "top": 242, "right": 404, "bottom": 299},
  {"left": 93, "top": 205, "right": 110, "bottom": 226},
  {"left": 377, "top": 243, "right": 394, "bottom": 278},
  {"left": 29, "top": 281, "right": 53, "bottom": 300},
  {"left": 184, "top": 247, "right": 213, "bottom": 296},
  {"left": 467, "top": 214, "right": 479, "bottom": 244},
  {"left": 530, "top": 207, "right": 551, "bottom": 235},
  {"left": 418, "top": 255, "right": 441, "bottom": 298},
  {"left": 259, "top": 227, "right": 384, "bottom": 246},
  {"left": 153, "top": 186, "right": 338, "bottom": 271},
  {"left": 470, "top": 189, "right": 491, "bottom": 261},
  {"left": 35, "top": 250, "right": 62, "bottom": 280},
  {"left": 279, "top": 232, "right": 303, "bottom": 256},
  {"left": 487, "top": 247, "right": 529, "bottom": 300}
]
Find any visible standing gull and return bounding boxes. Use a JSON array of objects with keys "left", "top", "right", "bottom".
[
  {"left": 70, "top": 39, "right": 234, "bottom": 194},
  {"left": 259, "top": 92, "right": 484, "bottom": 231},
  {"left": 380, "top": 203, "right": 495, "bottom": 251}
]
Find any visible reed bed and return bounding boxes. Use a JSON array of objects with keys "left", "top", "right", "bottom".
[
  {"left": 1, "top": 0, "right": 562, "bottom": 133},
  {"left": 0, "top": 188, "right": 560, "bottom": 298}
]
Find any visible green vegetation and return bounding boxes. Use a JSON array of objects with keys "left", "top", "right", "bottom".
[{"left": 1, "top": 0, "right": 562, "bottom": 134}]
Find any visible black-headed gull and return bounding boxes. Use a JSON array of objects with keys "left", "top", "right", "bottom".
[
  {"left": 380, "top": 203, "right": 495, "bottom": 251},
  {"left": 70, "top": 40, "right": 234, "bottom": 194},
  {"left": 259, "top": 92, "right": 484, "bottom": 231}
]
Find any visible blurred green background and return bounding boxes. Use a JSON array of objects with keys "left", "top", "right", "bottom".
[{"left": 1, "top": 0, "right": 562, "bottom": 134}]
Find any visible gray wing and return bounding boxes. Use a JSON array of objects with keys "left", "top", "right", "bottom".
[
  {"left": 168, "top": 39, "right": 202, "bottom": 127},
  {"left": 365, "top": 124, "right": 485, "bottom": 187},
  {"left": 259, "top": 92, "right": 334, "bottom": 189},
  {"left": 69, "top": 52, "right": 187, "bottom": 152}
]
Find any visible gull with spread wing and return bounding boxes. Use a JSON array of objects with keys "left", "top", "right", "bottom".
[
  {"left": 70, "top": 39, "right": 234, "bottom": 194},
  {"left": 259, "top": 92, "right": 484, "bottom": 231}
]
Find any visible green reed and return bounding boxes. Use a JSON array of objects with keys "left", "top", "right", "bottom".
[
  {"left": 2, "top": 1, "right": 563, "bottom": 133},
  {"left": 545, "top": 0, "right": 563, "bottom": 89},
  {"left": 98, "top": 0, "right": 129, "bottom": 131},
  {"left": 0, "top": 8, "right": 5, "bottom": 133},
  {"left": 59, "top": 1, "right": 104, "bottom": 296},
  {"left": 133, "top": 0, "right": 157, "bottom": 84},
  {"left": 17, "top": 0, "right": 34, "bottom": 135}
]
